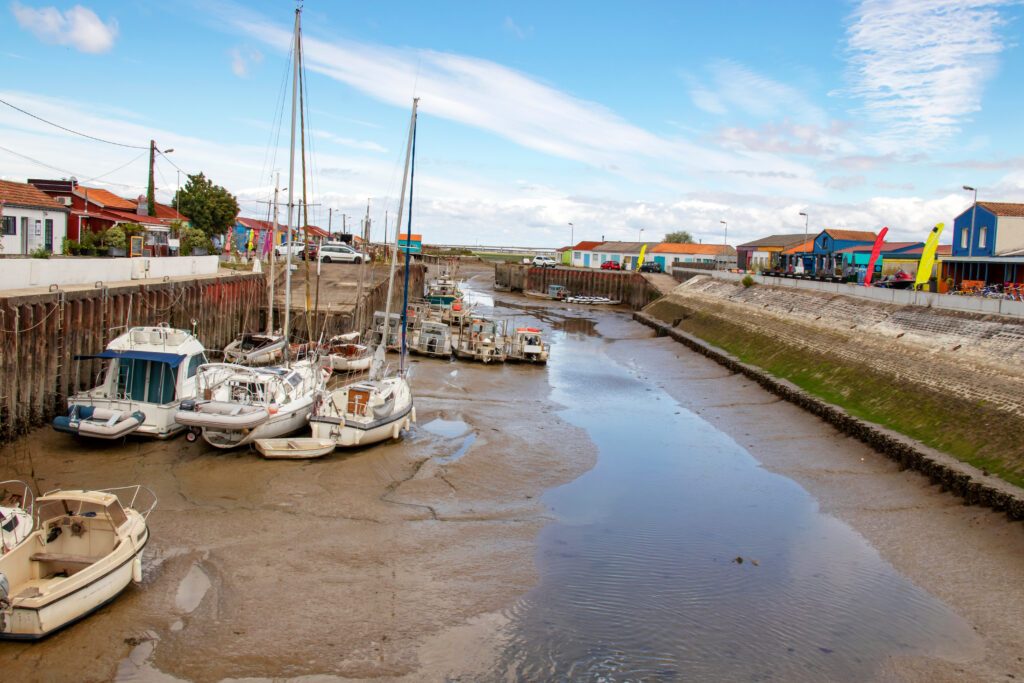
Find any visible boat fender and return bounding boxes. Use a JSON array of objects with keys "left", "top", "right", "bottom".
[
  {"left": 268, "top": 404, "right": 279, "bottom": 415},
  {"left": 411, "top": 407, "right": 417, "bottom": 423},
  {"left": 132, "top": 555, "right": 143, "bottom": 584},
  {"left": 392, "top": 422, "right": 401, "bottom": 440}
]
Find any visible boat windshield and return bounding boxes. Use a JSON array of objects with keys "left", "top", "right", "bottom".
[
  {"left": 115, "top": 359, "right": 177, "bottom": 404},
  {"left": 230, "top": 380, "right": 266, "bottom": 403}
]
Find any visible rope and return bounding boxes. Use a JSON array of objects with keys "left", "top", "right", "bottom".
[{"left": 0, "top": 303, "right": 60, "bottom": 334}]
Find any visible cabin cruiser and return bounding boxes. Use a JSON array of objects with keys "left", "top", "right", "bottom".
[
  {"left": 310, "top": 375, "right": 414, "bottom": 448},
  {"left": 454, "top": 317, "right": 507, "bottom": 364},
  {"left": 370, "top": 312, "right": 402, "bottom": 351},
  {"left": 0, "top": 485, "right": 155, "bottom": 640},
  {"left": 505, "top": 327, "right": 549, "bottom": 364},
  {"left": 175, "top": 360, "right": 328, "bottom": 449},
  {"left": 223, "top": 332, "right": 286, "bottom": 366},
  {"left": 0, "top": 482, "right": 34, "bottom": 554},
  {"left": 425, "top": 274, "right": 462, "bottom": 306},
  {"left": 409, "top": 320, "right": 453, "bottom": 358},
  {"left": 52, "top": 324, "right": 208, "bottom": 440}
]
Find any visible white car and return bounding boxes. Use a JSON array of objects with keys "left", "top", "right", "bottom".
[
  {"left": 319, "top": 243, "right": 368, "bottom": 264},
  {"left": 273, "top": 242, "right": 307, "bottom": 258},
  {"left": 532, "top": 255, "right": 558, "bottom": 268}
]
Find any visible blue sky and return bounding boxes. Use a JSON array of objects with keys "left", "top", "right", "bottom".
[{"left": 2, "top": 0, "right": 1023, "bottom": 246}]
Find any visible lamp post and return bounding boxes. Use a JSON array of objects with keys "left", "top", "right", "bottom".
[
  {"left": 720, "top": 220, "right": 728, "bottom": 270},
  {"left": 799, "top": 211, "right": 809, "bottom": 272},
  {"left": 639, "top": 227, "right": 644, "bottom": 242},
  {"left": 568, "top": 222, "right": 574, "bottom": 245},
  {"left": 963, "top": 185, "right": 977, "bottom": 257}
]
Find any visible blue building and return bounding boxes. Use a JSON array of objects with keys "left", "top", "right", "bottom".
[
  {"left": 810, "top": 229, "right": 877, "bottom": 274},
  {"left": 944, "top": 202, "right": 1024, "bottom": 286}
]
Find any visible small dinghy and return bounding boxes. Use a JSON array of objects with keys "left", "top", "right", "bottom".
[
  {"left": 175, "top": 400, "right": 269, "bottom": 432},
  {"left": 255, "top": 437, "right": 336, "bottom": 460},
  {"left": 52, "top": 406, "right": 146, "bottom": 440},
  {"left": 0, "top": 481, "right": 34, "bottom": 554},
  {"left": 564, "top": 295, "right": 620, "bottom": 305},
  {"left": 0, "top": 485, "right": 156, "bottom": 640}
]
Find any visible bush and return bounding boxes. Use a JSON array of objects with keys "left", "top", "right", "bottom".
[
  {"left": 742, "top": 275, "right": 755, "bottom": 288},
  {"left": 102, "top": 225, "right": 127, "bottom": 250},
  {"left": 30, "top": 246, "right": 51, "bottom": 259},
  {"left": 180, "top": 227, "right": 213, "bottom": 256}
]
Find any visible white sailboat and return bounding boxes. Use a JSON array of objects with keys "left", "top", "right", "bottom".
[
  {"left": 311, "top": 98, "right": 420, "bottom": 449},
  {"left": 52, "top": 324, "right": 208, "bottom": 440}
]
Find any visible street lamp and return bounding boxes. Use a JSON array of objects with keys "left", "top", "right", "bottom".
[
  {"left": 799, "top": 211, "right": 809, "bottom": 273},
  {"left": 720, "top": 220, "right": 728, "bottom": 270},
  {"left": 568, "top": 222, "right": 574, "bottom": 246},
  {"left": 639, "top": 227, "right": 644, "bottom": 242},
  {"left": 963, "top": 185, "right": 977, "bottom": 257}
]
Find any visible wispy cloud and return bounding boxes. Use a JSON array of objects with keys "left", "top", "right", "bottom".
[
  {"left": 843, "top": 0, "right": 1012, "bottom": 150},
  {"left": 11, "top": 2, "right": 118, "bottom": 54},
  {"left": 717, "top": 121, "right": 856, "bottom": 157},
  {"left": 313, "top": 129, "right": 387, "bottom": 153},
  {"left": 503, "top": 16, "right": 532, "bottom": 40},
  {"left": 685, "top": 60, "right": 827, "bottom": 125},
  {"left": 229, "top": 46, "right": 262, "bottom": 78}
]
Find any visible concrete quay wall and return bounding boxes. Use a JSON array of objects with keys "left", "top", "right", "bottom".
[{"left": 642, "top": 275, "right": 1024, "bottom": 490}]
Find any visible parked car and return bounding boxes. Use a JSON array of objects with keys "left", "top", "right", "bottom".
[
  {"left": 639, "top": 261, "right": 662, "bottom": 273},
  {"left": 532, "top": 255, "right": 558, "bottom": 268},
  {"left": 273, "top": 241, "right": 307, "bottom": 258},
  {"left": 300, "top": 243, "right": 319, "bottom": 261},
  {"left": 601, "top": 260, "right": 622, "bottom": 270},
  {"left": 319, "top": 243, "right": 368, "bottom": 264}
]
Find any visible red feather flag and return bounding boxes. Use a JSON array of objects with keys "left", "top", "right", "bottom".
[{"left": 864, "top": 227, "right": 888, "bottom": 287}]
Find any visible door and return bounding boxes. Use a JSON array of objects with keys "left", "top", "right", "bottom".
[
  {"left": 583, "top": 253, "right": 590, "bottom": 267},
  {"left": 654, "top": 256, "right": 666, "bottom": 270},
  {"left": 44, "top": 219, "right": 53, "bottom": 252}
]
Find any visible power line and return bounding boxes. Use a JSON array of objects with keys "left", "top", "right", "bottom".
[
  {"left": 0, "top": 143, "right": 146, "bottom": 189},
  {"left": 0, "top": 97, "right": 149, "bottom": 150}
]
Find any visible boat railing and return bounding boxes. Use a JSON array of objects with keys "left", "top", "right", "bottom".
[
  {"left": 0, "top": 479, "right": 34, "bottom": 519},
  {"left": 102, "top": 485, "right": 159, "bottom": 520}
]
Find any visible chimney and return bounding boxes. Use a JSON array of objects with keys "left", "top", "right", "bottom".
[{"left": 137, "top": 195, "right": 147, "bottom": 215}]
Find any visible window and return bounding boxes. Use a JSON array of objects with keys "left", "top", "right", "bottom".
[
  {"left": 0, "top": 216, "right": 14, "bottom": 236},
  {"left": 979, "top": 226, "right": 987, "bottom": 249},
  {"left": 187, "top": 353, "right": 208, "bottom": 378},
  {"left": 573, "top": 251, "right": 580, "bottom": 260},
  {"left": 34, "top": 219, "right": 41, "bottom": 236},
  {"left": 961, "top": 228, "right": 968, "bottom": 249}
]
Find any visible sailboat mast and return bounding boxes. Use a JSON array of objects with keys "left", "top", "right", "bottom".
[
  {"left": 381, "top": 98, "right": 419, "bottom": 350},
  {"left": 283, "top": 7, "right": 301, "bottom": 355},
  {"left": 400, "top": 111, "right": 418, "bottom": 372},
  {"left": 268, "top": 171, "right": 280, "bottom": 335}
]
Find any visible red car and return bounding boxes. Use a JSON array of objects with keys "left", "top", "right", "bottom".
[{"left": 601, "top": 260, "right": 622, "bottom": 270}]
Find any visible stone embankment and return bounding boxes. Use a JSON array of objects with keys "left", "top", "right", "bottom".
[{"left": 639, "top": 275, "right": 1024, "bottom": 503}]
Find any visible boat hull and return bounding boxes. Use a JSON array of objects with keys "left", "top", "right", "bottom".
[
  {"left": 199, "top": 399, "right": 313, "bottom": 450},
  {"left": 256, "top": 438, "right": 336, "bottom": 459},
  {"left": 311, "top": 404, "right": 414, "bottom": 447}
]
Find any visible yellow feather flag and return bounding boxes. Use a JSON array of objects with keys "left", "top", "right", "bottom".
[
  {"left": 914, "top": 222, "right": 945, "bottom": 290},
  {"left": 636, "top": 244, "right": 648, "bottom": 271}
]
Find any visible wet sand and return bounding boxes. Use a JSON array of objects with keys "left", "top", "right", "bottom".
[{"left": 1, "top": 262, "right": 1022, "bottom": 681}]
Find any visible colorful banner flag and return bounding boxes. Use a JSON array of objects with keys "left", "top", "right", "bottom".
[
  {"left": 863, "top": 226, "right": 888, "bottom": 287},
  {"left": 914, "top": 223, "right": 945, "bottom": 290},
  {"left": 636, "top": 244, "right": 648, "bottom": 271}
]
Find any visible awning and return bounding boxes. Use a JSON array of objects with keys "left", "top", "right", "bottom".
[{"left": 74, "top": 350, "right": 186, "bottom": 368}]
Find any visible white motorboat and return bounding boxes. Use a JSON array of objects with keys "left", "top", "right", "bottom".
[
  {"left": 255, "top": 437, "right": 336, "bottom": 459},
  {"left": 409, "top": 320, "right": 453, "bottom": 358},
  {"left": 175, "top": 361, "right": 328, "bottom": 449},
  {"left": 0, "top": 485, "right": 156, "bottom": 640},
  {"left": 223, "top": 332, "right": 286, "bottom": 366},
  {"left": 564, "top": 295, "right": 620, "bottom": 305},
  {"left": 505, "top": 326, "right": 549, "bottom": 364},
  {"left": 52, "top": 324, "right": 208, "bottom": 440},
  {"left": 310, "top": 376, "right": 414, "bottom": 448},
  {"left": 0, "top": 482, "right": 34, "bottom": 554},
  {"left": 455, "top": 317, "right": 507, "bottom": 364}
]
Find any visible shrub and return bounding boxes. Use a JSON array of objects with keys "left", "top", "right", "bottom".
[
  {"left": 30, "top": 246, "right": 51, "bottom": 259},
  {"left": 180, "top": 227, "right": 213, "bottom": 256},
  {"left": 102, "top": 225, "right": 127, "bottom": 250},
  {"left": 742, "top": 275, "right": 755, "bottom": 288}
]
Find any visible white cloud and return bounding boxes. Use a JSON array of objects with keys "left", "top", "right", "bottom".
[
  {"left": 312, "top": 129, "right": 387, "bottom": 153},
  {"left": 11, "top": 2, "right": 118, "bottom": 54},
  {"left": 685, "top": 60, "right": 828, "bottom": 125},
  {"left": 843, "top": 0, "right": 1012, "bottom": 150},
  {"left": 229, "top": 46, "right": 262, "bottom": 78},
  {"left": 502, "top": 16, "right": 531, "bottom": 40}
]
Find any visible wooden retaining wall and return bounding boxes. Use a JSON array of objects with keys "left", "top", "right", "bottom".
[
  {"left": 511, "top": 265, "right": 660, "bottom": 309},
  {"left": 0, "top": 274, "right": 265, "bottom": 443}
]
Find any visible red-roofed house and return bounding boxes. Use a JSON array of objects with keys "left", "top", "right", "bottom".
[
  {"left": 568, "top": 241, "right": 604, "bottom": 267},
  {"left": 0, "top": 179, "right": 69, "bottom": 255},
  {"left": 651, "top": 242, "right": 737, "bottom": 270}
]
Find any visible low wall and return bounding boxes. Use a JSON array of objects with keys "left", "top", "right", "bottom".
[
  {"left": 0, "top": 273, "right": 265, "bottom": 442},
  {"left": 643, "top": 275, "right": 1024, "bottom": 490},
  {"left": 495, "top": 264, "right": 660, "bottom": 309},
  {"left": 0, "top": 256, "right": 220, "bottom": 291},
  {"left": 674, "top": 267, "right": 1024, "bottom": 318}
]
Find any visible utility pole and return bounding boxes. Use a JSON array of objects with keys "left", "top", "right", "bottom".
[
  {"left": 328, "top": 208, "right": 333, "bottom": 235},
  {"left": 147, "top": 139, "right": 156, "bottom": 216}
]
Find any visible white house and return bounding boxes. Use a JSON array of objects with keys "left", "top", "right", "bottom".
[
  {"left": 0, "top": 179, "right": 69, "bottom": 255},
  {"left": 569, "top": 240, "right": 605, "bottom": 268},
  {"left": 589, "top": 241, "right": 657, "bottom": 269}
]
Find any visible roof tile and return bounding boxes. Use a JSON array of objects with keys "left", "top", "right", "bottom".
[{"left": 0, "top": 179, "right": 68, "bottom": 211}]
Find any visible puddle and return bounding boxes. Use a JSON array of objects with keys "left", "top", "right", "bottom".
[
  {"left": 422, "top": 418, "right": 470, "bottom": 439},
  {"left": 174, "top": 564, "right": 211, "bottom": 614},
  {"left": 439, "top": 433, "right": 477, "bottom": 463},
  {"left": 485, "top": 332, "right": 981, "bottom": 681}
]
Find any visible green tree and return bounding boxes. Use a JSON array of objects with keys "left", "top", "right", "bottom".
[
  {"left": 664, "top": 231, "right": 694, "bottom": 243},
  {"left": 173, "top": 173, "right": 239, "bottom": 238}
]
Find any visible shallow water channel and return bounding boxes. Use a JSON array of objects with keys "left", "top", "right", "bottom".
[{"left": 481, "top": 302, "right": 978, "bottom": 681}]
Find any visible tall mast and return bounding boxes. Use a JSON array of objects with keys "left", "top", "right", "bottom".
[
  {"left": 268, "top": 170, "right": 280, "bottom": 335},
  {"left": 283, "top": 7, "right": 301, "bottom": 353},
  {"left": 372, "top": 97, "right": 418, "bottom": 380},
  {"left": 400, "top": 111, "right": 418, "bottom": 372}
]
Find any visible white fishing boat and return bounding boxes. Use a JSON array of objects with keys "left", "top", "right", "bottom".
[
  {"left": 0, "top": 482, "right": 34, "bottom": 554},
  {"left": 310, "top": 97, "right": 421, "bottom": 450},
  {"left": 0, "top": 485, "right": 156, "bottom": 640},
  {"left": 223, "top": 332, "right": 286, "bottom": 366},
  {"left": 424, "top": 273, "right": 463, "bottom": 306},
  {"left": 175, "top": 361, "right": 328, "bottom": 449},
  {"left": 455, "top": 317, "right": 507, "bottom": 364},
  {"left": 255, "top": 437, "right": 336, "bottom": 459},
  {"left": 505, "top": 326, "right": 549, "bottom": 364},
  {"left": 409, "top": 320, "right": 454, "bottom": 358},
  {"left": 52, "top": 324, "right": 208, "bottom": 440}
]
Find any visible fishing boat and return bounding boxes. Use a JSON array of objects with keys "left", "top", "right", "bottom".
[
  {"left": 0, "top": 482, "right": 34, "bottom": 554},
  {"left": 524, "top": 284, "right": 569, "bottom": 301},
  {"left": 53, "top": 324, "right": 208, "bottom": 440},
  {"left": 455, "top": 317, "right": 507, "bottom": 363},
  {"left": 310, "top": 97, "right": 421, "bottom": 450},
  {"left": 505, "top": 327, "right": 549, "bottom": 364},
  {"left": 409, "top": 320, "right": 454, "bottom": 358},
  {"left": 223, "top": 332, "right": 286, "bottom": 366},
  {"left": 175, "top": 360, "right": 328, "bottom": 449},
  {"left": 255, "top": 437, "right": 336, "bottom": 460},
  {"left": 370, "top": 311, "right": 402, "bottom": 351},
  {"left": 424, "top": 273, "right": 462, "bottom": 306},
  {"left": 0, "top": 485, "right": 156, "bottom": 640}
]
